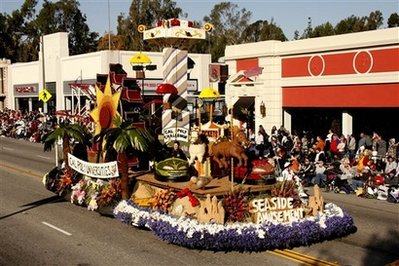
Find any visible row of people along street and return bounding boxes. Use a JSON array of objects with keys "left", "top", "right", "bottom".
[{"left": 246, "top": 125, "right": 399, "bottom": 202}]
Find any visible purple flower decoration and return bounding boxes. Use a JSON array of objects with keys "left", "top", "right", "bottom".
[{"left": 113, "top": 200, "right": 357, "bottom": 252}]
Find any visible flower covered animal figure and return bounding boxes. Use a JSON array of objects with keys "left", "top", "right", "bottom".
[
  {"left": 188, "top": 130, "right": 209, "bottom": 165},
  {"left": 210, "top": 126, "right": 249, "bottom": 169}
]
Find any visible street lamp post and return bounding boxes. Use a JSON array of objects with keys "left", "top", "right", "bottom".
[
  {"left": 40, "top": 34, "right": 58, "bottom": 166},
  {"left": 40, "top": 35, "right": 47, "bottom": 113},
  {"left": 129, "top": 52, "right": 157, "bottom": 100}
]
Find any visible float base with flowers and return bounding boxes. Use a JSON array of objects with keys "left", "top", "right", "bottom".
[{"left": 113, "top": 174, "right": 357, "bottom": 252}]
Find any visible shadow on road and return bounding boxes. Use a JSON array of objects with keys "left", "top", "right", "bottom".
[
  {"left": 362, "top": 229, "right": 399, "bottom": 266},
  {"left": 0, "top": 195, "right": 64, "bottom": 220}
]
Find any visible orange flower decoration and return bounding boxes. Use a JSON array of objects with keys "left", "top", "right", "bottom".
[{"left": 90, "top": 77, "right": 121, "bottom": 135}]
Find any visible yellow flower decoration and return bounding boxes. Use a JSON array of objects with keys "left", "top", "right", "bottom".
[{"left": 90, "top": 77, "right": 121, "bottom": 135}]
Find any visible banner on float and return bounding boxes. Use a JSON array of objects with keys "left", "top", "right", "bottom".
[
  {"left": 68, "top": 153, "right": 119, "bottom": 178},
  {"left": 249, "top": 197, "right": 304, "bottom": 224},
  {"left": 162, "top": 127, "right": 189, "bottom": 143}
]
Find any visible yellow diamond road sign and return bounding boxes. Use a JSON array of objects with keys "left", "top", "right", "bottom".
[{"left": 39, "top": 89, "right": 52, "bottom": 103}]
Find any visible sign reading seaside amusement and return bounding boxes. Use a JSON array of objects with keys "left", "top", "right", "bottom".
[
  {"left": 250, "top": 197, "right": 304, "bottom": 224},
  {"left": 68, "top": 153, "right": 119, "bottom": 178}
]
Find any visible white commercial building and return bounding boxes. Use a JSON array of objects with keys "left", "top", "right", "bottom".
[
  {"left": 5, "top": 32, "right": 212, "bottom": 114},
  {"left": 224, "top": 27, "right": 399, "bottom": 139}
]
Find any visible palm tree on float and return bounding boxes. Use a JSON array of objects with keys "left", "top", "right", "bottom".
[
  {"left": 44, "top": 121, "right": 90, "bottom": 172},
  {"left": 94, "top": 115, "right": 153, "bottom": 199}
]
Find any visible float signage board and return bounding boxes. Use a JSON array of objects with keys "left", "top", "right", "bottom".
[
  {"left": 68, "top": 153, "right": 119, "bottom": 178},
  {"left": 250, "top": 197, "right": 304, "bottom": 224}
]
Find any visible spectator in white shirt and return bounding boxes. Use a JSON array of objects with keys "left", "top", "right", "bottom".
[
  {"left": 385, "top": 156, "right": 397, "bottom": 177},
  {"left": 255, "top": 131, "right": 265, "bottom": 157}
]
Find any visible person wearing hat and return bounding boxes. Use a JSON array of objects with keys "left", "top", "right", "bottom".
[{"left": 278, "top": 161, "right": 294, "bottom": 182}]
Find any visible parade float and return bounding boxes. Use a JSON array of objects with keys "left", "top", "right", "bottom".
[{"left": 42, "top": 18, "right": 356, "bottom": 252}]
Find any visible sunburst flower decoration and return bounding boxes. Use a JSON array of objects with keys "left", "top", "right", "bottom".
[{"left": 90, "top": 77, "right": 121, "bottom": 135}]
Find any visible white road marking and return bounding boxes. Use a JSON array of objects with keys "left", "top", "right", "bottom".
[
  {"left": 2, "top": 147, "right": 14, "bottom": 151},
  {"left": 37, "top": 155, "right": 51, "bottom": 160},
  {"left": 42, "top": 221, "right": 72, "bottom": 236}
]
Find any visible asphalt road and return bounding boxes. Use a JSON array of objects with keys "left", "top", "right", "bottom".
[
  {"left": 1, "top": 137, "right": 398, "bottom": 266},
  {"left": 296, "top": 186, "right": 399, "bottom": 266}
]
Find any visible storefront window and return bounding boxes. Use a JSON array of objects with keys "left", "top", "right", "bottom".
[{"left": 16, "top": 98, "right": 29, "bottom": 112}]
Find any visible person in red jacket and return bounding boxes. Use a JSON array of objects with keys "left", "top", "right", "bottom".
[{"left": 330, "top": 134, "right": 340, "bottom": 159}]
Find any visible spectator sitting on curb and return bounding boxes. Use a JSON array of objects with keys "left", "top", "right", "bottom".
[
  {"left": 312, "top": 160, "right": 327, "bottom": 187},
  {"left": 384, "top": 156, "right": 398, "bottom": 186}
]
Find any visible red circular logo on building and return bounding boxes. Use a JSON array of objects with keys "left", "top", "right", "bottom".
[
  {"left": 353, "top": 51, "right": 373, "bottom": 74},
  {"left": 308, "top": 55, "right": 325, "bottom": 76}
]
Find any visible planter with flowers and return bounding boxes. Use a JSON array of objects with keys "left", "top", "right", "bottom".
[
  {"left": 70, "top": 176, "right": 122, "bottom": 215},
  {"left": 42, "top": 167, "right": 82, "bottom": 199}
]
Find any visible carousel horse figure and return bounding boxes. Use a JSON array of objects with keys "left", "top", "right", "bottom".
[
  {"left": 188, "top": 129, "right": 209, "bottom": 165},
  {"left": 210, "top": 126, "right": 250, "bottom": 169}
]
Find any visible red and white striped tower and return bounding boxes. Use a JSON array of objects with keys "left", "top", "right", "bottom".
[
  {"left": 141, "top": 19, "right": 212, "bottom": 143},
  {"left": 161, "top": 47, "right": 189, "bottom": 132}
]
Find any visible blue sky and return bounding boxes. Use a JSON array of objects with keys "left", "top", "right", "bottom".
[{"left": 1, "top": 0, "right": 398, "bottom": 40}]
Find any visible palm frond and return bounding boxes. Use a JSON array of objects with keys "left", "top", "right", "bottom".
[
  {"left": 127, "top": 129, "right": 148, "bottom": 152},
  {"left": 95, "top": 116, "right": 154, "bottom": 154},
  {"left": 43, "top": 140, "right": 55, "bottom": 152},
  {"left": 113, "top": 115, "right": 123, "bottom": 128},
  {"left": 137, "top": 127, "right": 154, "bottom": 142},
  {"left": 113, "top": 133, "right": 130, "bottom": 152},
  {"left": 68, "top": 130, "right": 85, "bottom": 143},
  {"left": 43, "top": 122, "right": 91, "bottom": 152},
  {"left": 43, "top": 128, "right": 64, "bottom": 152}
]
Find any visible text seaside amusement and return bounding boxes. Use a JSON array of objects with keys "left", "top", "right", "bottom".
[{"left": 250, "top": 197, "right": 304, "bottom": 224}]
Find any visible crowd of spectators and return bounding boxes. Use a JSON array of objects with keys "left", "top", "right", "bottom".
[
  {"left": 0, "top": 108, "right": 95, "bottom": 143},
  {"left": 0, "top": 108, "right": 59, "bottom": 143},
  {"left": 247, "top": 124, "right": 399, "bottom": 197}
]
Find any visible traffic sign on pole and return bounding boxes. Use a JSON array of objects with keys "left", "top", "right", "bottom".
[{"left": 39, "top": 89, "right": 52, "bottom": 103}]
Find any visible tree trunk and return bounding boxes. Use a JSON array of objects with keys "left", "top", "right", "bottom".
[
  {"left": 118, "top": 152, "right": 130, "bottom": 200},
  {"left": 96, "top": 135, "right": 104, "bottom": 163},
  {"left": 63, "top": 136, "right": 71, "bottom": 172}
]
